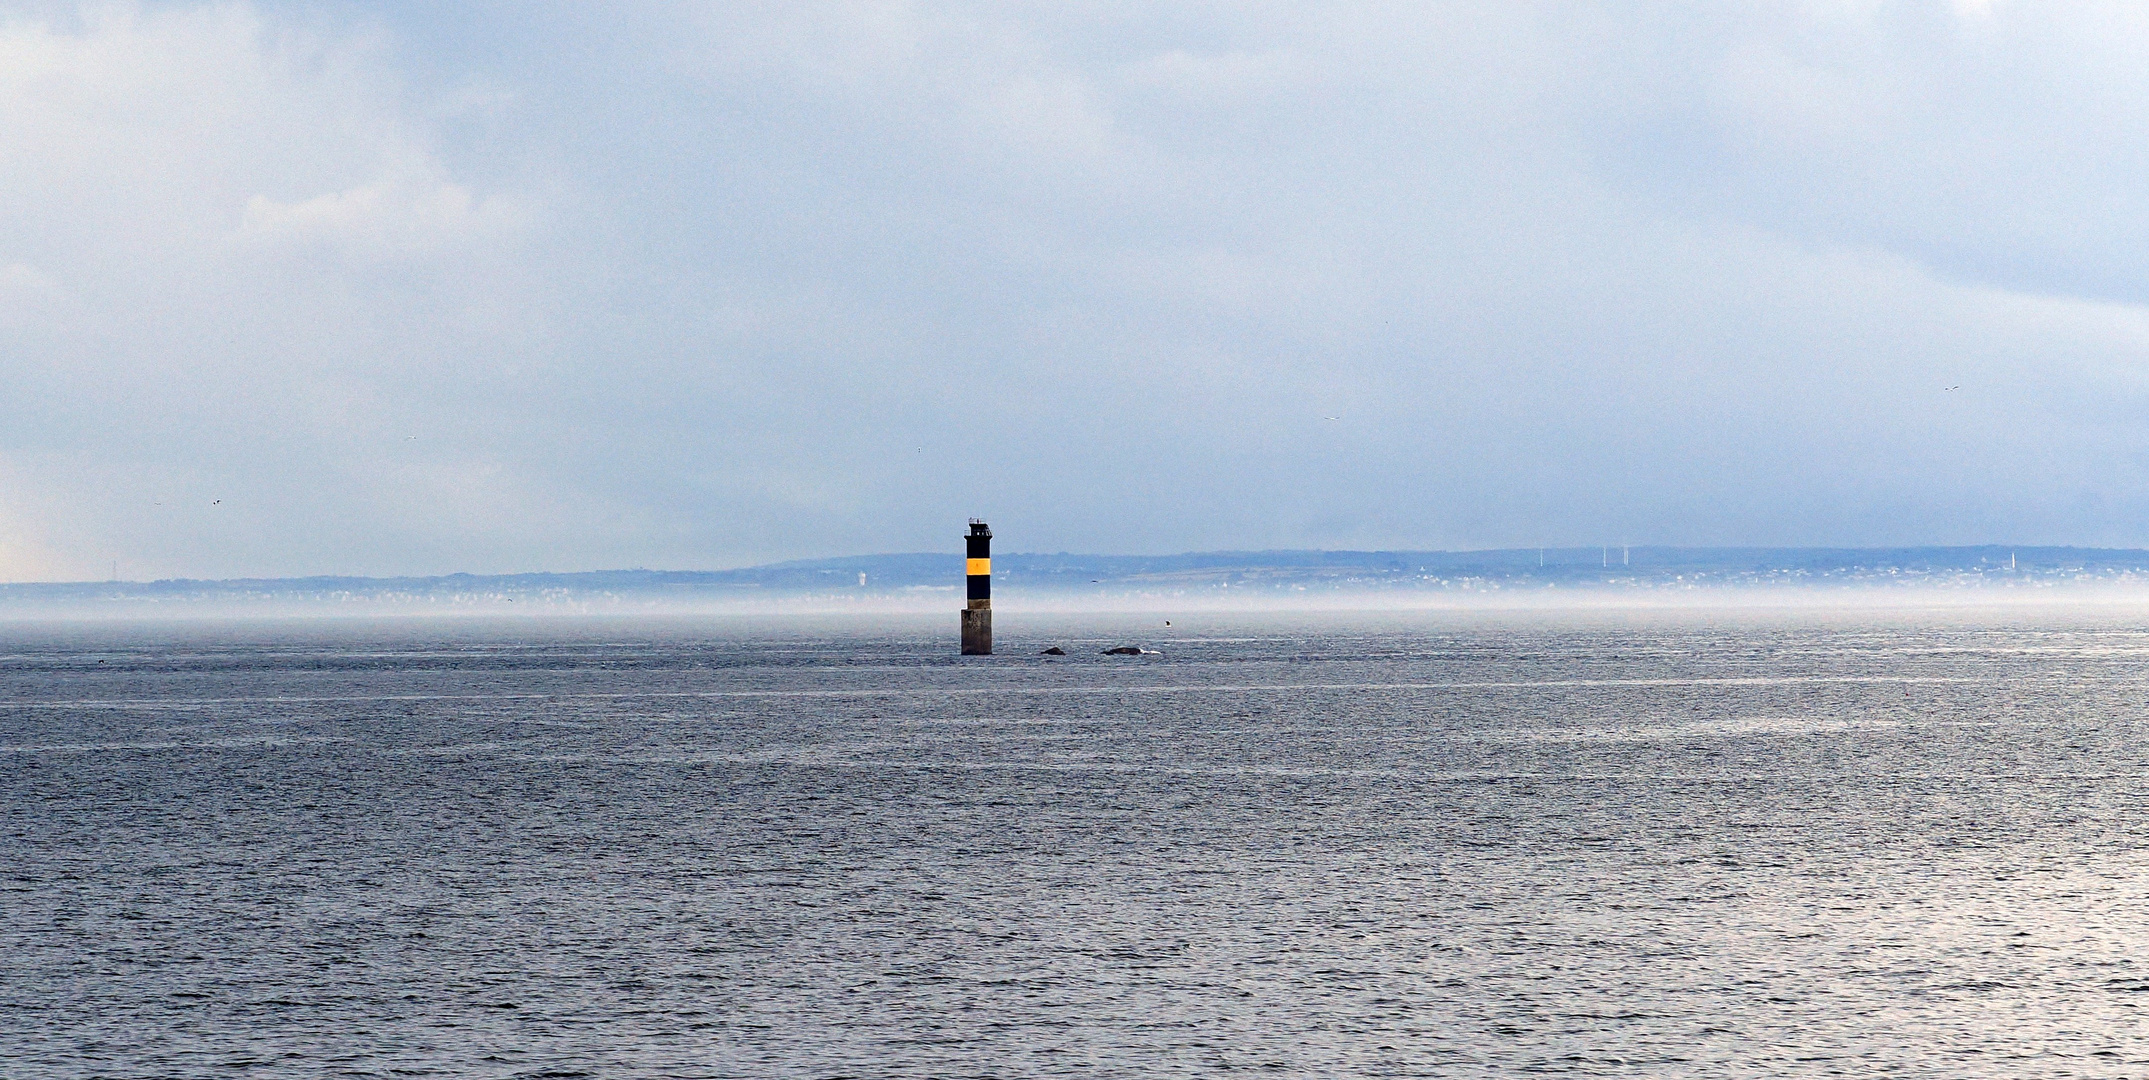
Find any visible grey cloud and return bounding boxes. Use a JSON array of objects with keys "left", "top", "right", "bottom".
[{"left": 3, "top": 0, "right": 2148, "bottom": 580}]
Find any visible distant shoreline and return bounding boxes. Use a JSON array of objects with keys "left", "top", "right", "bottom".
[{"left": 8, "top": 546, "right": 2149, "bottom": 618}]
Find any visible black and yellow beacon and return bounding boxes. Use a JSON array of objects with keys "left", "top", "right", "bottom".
[{"left": 961, "top": 520, "right": 992, "bottom": 655}]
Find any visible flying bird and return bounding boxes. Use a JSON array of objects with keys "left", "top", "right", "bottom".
[{"left": 1943, "top": 385, "right": 1960, "bottom": 392}]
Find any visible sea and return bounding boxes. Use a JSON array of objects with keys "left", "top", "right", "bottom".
[{"left": 6, "top": 608, "right": 2149, "bottom": 1078}]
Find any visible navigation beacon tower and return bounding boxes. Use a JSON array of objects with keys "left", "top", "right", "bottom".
[{"left": 961, "top": 520, "right": 992, "bottom": 655}]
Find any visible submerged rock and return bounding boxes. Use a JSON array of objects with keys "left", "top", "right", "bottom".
[{"left": 1040, "top": 646, "right": 1066, "bottom": 655}]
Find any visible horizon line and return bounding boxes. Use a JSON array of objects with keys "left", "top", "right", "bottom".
[{"left": 12, "top": 541, "right": 2122, "bottom": 589}]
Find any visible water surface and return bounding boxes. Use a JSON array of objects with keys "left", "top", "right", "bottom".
[{"left": 6, "top": 611, "right": 2149, "bottom": 1077}]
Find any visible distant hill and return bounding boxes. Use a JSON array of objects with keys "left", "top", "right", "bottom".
[{"left": 4, "top": 546, "right": 2148, "bottom": 615}]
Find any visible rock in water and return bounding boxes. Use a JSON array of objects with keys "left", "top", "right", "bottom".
[
  {"left": 1040, "top": 646, "right": 1066, "bottom": 655},
  {"left": 1101, "top": 646, "right": 1145, "bottom": 655}
]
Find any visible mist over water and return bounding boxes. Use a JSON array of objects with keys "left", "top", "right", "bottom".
[{"left": 8, "top": 610, "right": 2149, "bottom": 1077}]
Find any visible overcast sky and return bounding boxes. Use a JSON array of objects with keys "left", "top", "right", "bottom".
[{"left": 5, "top": 1, "right": 2149, "bottom": 579}]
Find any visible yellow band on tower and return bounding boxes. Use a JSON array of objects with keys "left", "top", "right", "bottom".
[{"left": 966, "top": 558, "right": 990, "bottom": 576}]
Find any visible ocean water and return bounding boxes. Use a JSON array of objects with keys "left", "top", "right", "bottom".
[{"left": 7, "top": 610, "right": 2149, "bottom": 1078}]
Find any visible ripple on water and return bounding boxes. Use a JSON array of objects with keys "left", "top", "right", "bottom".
[{"left": 5, "top": 615, "right": 2149, "bottom": 1077}]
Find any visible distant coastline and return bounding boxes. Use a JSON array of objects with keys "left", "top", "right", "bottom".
[{"left": 7, "top": 546, "right": 2149, "bottom": 618}]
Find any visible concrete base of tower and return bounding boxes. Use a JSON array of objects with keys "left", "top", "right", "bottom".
[{"left": 960, "top": 602, "right": 992, "bottom": 655}]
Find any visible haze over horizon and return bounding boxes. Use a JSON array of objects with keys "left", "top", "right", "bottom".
[{"left": 8, "top": 1, "right": 2149, "bottom": 582}]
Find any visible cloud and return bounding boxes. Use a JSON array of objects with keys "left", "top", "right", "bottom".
[
  {"left": 0, "top": 2, "right": 560, "bottom": 578},
  {"left": 239, "top": 172, "right": 522, "bottom": 258},
  {"left": 5, "top": 0, "right": 2149, "bottom": 580}
]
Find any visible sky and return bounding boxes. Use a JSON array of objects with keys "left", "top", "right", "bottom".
[{"left": 5, "top": 0, "right": 2149, "bottom": 580}]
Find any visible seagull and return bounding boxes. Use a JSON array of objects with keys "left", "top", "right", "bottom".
[
  {"left": 211, "top": 499, "right": 221, "bottom": 506},
  {"left": 1323, "top": 415, "right": 1340, "bottom": 421},
  {"left": 1943, "top": 385, "right": 1960, "bottom": 392}
]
